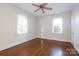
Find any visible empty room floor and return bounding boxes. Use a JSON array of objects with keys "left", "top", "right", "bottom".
[{"left": 0, "top": 38, "right": 78, "bottom": 56}]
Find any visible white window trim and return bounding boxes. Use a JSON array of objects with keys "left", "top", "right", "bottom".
[
  {"left": 17, "top": 14, "right": 28, "bottom": 34},
  {"left": 52, "top": 18, "right": 63, "bottom": 34}
]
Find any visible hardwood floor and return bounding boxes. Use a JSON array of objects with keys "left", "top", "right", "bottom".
[{"left": 0, "top": 38, "right": 78, "bottom": 56}]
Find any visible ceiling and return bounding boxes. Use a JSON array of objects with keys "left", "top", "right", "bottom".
[{"left": 13, "top": 3, "right": 75, "bottom": 16}]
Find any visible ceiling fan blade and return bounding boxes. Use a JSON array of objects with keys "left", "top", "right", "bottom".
[
  {"left": 43, "top": 7, "right": 52, "bottom": 10},
  {"left": 32, "top": 4, "right": 40, "bottom": 7},
  {"left": 41, "top": 8, "right": 45, "bottom": 13},
  {"left": 34, "top": 8, "right": 40, "bottom": 12},
  {"left": 41, "top": 3, "right": 48, "bottom": 6}
]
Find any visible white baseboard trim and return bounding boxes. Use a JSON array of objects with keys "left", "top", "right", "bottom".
[
  {"left": 74, "top": 46, "right": 79, "bottom": 53},
  {"left": 0, "top": 38, "right": 35, "bottom": 51},
  {"left": 70, "top": 41, "right": 79, "bottom": 53},
  {"left": 38, "top": 37, "right": 70, "bottom": 43}
]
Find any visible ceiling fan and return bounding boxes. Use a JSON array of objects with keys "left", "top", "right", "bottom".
[{"left": 32, "top": 3, "right": 52, "bottom": 13}]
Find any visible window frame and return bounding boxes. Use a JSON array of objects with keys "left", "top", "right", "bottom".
[
  {"left": 52, "top": 18, "right": 63, "bottom": 34},
  {"left": 17, "top": 14, "right": 28, "bottom": 34}
]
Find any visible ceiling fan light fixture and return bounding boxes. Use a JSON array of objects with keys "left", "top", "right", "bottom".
[{"left": 32, "top": 3, "right": 52, "bottom": 14}]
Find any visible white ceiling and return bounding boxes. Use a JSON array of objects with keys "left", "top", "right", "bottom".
[{"left": 13, "top": 3, "right": 75, "bottom": 16}]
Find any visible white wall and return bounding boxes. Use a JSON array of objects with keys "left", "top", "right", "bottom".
[
  {"left": 71, "top": 4, "right": 79, "bottom": 53},
  {"left": 0, "top": 4, "right": 37, "bottom": 51},
  {"left": 37, "top": 11, "right": 71, "bottom": 42}
]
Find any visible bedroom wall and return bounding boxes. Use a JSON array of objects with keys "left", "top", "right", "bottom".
[
  {"left": 71, "top": 4, "right": 79, "bottom": 53},
  {"left": 37, "top": 11, "right": 71, "bottom": 42},
  {"left": 0, "top": 4, "right": 37, "bottom": 51}
]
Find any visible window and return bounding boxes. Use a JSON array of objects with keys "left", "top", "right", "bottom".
[
  {"left": 52, "top": 18, "right": 63, "bottom": 33},
  {"left": 17, "top": 14, "right": 28, "bottom": 34}
]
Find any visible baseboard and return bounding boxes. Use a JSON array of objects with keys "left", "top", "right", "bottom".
[
  {"left": 37, "top": 37, "right": 70, "bottom": 43},
  {"left": 74, "top": 46, "right": 79, "bottom": 53},
  {"left": 0, "top": 37, "right": 36, "bottom": 51},
  {"left": 70, "top": 42, "right": 79, "bottom": 53}
]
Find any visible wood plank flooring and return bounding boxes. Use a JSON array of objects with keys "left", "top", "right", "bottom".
[{"left": 0, "top": 38, "right": 78, "bottom": 56}]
